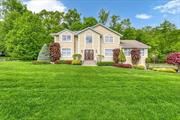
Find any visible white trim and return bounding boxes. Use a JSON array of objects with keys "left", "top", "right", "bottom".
[
  {"left": 61, "top": 34, "right": 72, "bottom": 43},
  {"left": 61, "top": 48, "right": 72, "bottom": 57},
  {"left": 104, "top": 34, "right": 114, "bottom": 43},
  {"left": 123, "top": 48, "right": 131, "bottom": 57},
  {"left": 104, "top": 48, "right": 113, "bottom": 57}
]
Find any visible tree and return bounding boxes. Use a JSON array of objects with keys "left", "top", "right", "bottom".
[
  {"left": 6, "top": 12, "right": 51, "bottom": 60},
  {"left": 49, "top": 42, "right": 60, "bottom": 62},
  {"left": 64, "top": 9, "right": 81, "bottom": 28},
  {"left": 131, "top": 49, "right": 141, "bottom": 65},
  {"left": 166, "top": 52, "right": 180, "bottom": 73},
  {"left": 110, "top": 15, "right": 120, "bottom": 29},
  {"left": 38, "top": 10, "right": 64, "bottom": 33},
  {"left": 83, "top": 17, "right": 97, "bottom": 28},
  {"left": 98, "top": 9, "right": 109, "bottom": 25},
  {"left": 37, "top": 44, "right": 50, "bottom": 62},
  {"left": 69, "top": 21, "right": 83, "bottom": 31},
  {"left": 113, "top": 48, "right": 120, "bottom": 63},
  {"left": 119, "top": 50, "right": 126, "bottom": 63}
]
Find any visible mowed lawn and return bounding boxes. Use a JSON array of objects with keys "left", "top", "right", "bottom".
[{"left": 0, "top": 62, "right": 180, "bottom": 120}]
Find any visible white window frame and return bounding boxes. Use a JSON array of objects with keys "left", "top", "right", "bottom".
[
  {"left": 61, "top": 48, "right": 72, "bottom": 57},
  {"left": 140, "top": 48, "right": 145, "bottom": 57},
  {"left": 61, "top": 35, "right": 72, "bottom": 42},
  {"left": 123, "top": 48, "right": 131, "bottom": 57},
  {"left": 104, "top": 49, "right": 113, "bottom": 57},
  {"left": 104, "top": 35, "right": 114, "bottom": 43}
]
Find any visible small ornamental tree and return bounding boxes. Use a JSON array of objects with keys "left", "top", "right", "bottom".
[
  {"left": 166, "top": 52, "right": 180, "bottom": 73},
  {"left": 113, "top": 48, "right": 120, "bottom": 63},
  {"left": 119, "top": 50, "right": 126, "bottom": 63},
  {"left": 37, "top": 44, "right": 50, "bottom": 62},
  {"left": 131, "top": 48, "right": 141, "bottom": 65},
  {"left": 97, "top": 54, "right": 104, "bottom": 62},
  {"left": 49, "top": 42, "right": 60, "bottom": 63}
]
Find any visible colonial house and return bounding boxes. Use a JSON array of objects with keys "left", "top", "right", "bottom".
[{"left": 51, "top": 23, "right": 150, "bottom": 66}]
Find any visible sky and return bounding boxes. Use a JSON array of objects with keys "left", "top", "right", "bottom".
[{"left": 23, "top": 0, "right": 180, "bottom": 28}]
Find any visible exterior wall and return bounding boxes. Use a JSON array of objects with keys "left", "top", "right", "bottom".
[
  {"left": 93, "top": 25, "right": 121, "bottom": 61},
  {"left": 77, "top": 29, "right": 101, "bottom": 61},
  {"left": 124, "top": 49, "right": 148, "bottom": 66},
  {"left": 55, "top": 31, "right": 75, "bottom": 60}
]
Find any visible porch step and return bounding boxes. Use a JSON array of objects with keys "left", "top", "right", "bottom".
[{"left": 82, "top": 60, "right": 97, "bottom": 66}]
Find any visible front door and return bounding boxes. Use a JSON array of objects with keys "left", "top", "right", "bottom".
[{"left": 84, "top": 50, "right": 94, "bottom": 60}]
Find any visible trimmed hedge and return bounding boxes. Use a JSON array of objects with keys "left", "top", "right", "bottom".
[
  {"left": 113, "top": 64, "right": 132, "bottom": 68},
  {"left": 152, "top": 68, "right": 176, "bottom": 73},
  {"left": 32, "top": 61, "right": 50, "bottom": 64},
  {"left": 72, "top": 60, "right": 82, "bottom": 65},
  {"left": 97, "top": 62, "right": 114, "bottom": 66},
  {"left": 133, "top": 65, "right": 145, "bottom": 70}
]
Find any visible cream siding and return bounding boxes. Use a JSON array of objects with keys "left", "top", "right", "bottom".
[{"left": 93, "top": 25, "right": 120, "bottom": 61}]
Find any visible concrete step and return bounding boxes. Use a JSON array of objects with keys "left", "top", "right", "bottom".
[{"left": 82, "top": 60, "right": 97, "bottom": 66}]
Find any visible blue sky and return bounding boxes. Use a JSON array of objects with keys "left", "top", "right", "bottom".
[{"left": 23, "top": 0, "right": 180, "bottom": 28}]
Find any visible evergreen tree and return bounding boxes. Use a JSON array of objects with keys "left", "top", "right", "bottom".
[
  {"left": 37, "top": 44, "right": 50, "bottom": 62},
  {"left": 119, "top": 50, "right": 126, "bottom": 63}
]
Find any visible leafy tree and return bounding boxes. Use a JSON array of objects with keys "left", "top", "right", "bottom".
[
  {"left": 83, "top": 17, "right": 97, "bottom": 28},
  {"left": 119, "top": 50, "right": 126, "bottom": 63},
  {"left": 110, "top": 15, "right": 120, "bottom": 29},
  {"left": 64, "top": 9, "right": 81, "bottom": 28},
  {"left": 37, "top": 44, "right": 50, "bottom": 62},
  {"left": 98, "top": 9, "right": 109, "bottom": 25},
  {"left": 166, "top": 52, "right": 180, "bottom": 72},
  {"left": 5, "top": 12, "right": 51, "bottom": 60},
  {"left": 38, "top": 10, "right": 64, "bottom": 33},
  {"left": 69, "top": 21, "right": 83, "bottom": 31}
]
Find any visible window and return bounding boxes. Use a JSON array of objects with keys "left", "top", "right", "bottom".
[
  {"left": 124, "top": 48, "right": 131, "bottom": 56},
  {"left": 62, "top": 35, "right": 71, "bottom": 42},
  {"left": 104, "top": 35, "right": 113, "bottom": 43},
  {"left": 140, "top": 49, "right": 145, "bottom": 56},
  {"left": 61, "top": 48, "right": 71, "bottom": 57},
  {"left": 86, "top": 35, "right": 92, "bottom": 44},
  {"left": 105, "top": 49, "right": 113, "bottom": 56}
]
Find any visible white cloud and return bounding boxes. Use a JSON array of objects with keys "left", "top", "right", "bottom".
[
  {"left": 154, "top": 0, "right": 180, "bottom": 14},
  {"left": 135, "top": 14, "right": 152, "bottom": 19},
  {"left": 24, "top": 0, "right": 66, "bottom": 13}
]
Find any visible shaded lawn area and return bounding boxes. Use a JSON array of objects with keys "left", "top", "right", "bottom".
[{"left": 0, "top": 62, "right": 180, "bottom": 120}]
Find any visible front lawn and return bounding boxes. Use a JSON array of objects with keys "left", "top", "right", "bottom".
[{"left": 0, "top": 62, "right": 180, "bottom": 120}]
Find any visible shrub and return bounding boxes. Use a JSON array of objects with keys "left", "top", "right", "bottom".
[
  {"left": 166, "top": 52, "right": 180, "bottom": 73},
  {"left": 97, "top": 55, "right": 104, "bottom": 62},
  {"left": 59, "top": 60, "right": 73, "bottom": 64},
  {"left": 113, "top": 64, "right": 132, "bottom": 68},
  {"left": 72, "top": 54, "right": 82, "bottom": 60},
  {"left": 113, "top": 49, "right": 120, "bottom": 63},
  {"left": 37, "top": 44, "right": 50, "bottom": 62},
  {"left": 152, "top": 68, "right": 176, "bottom": 73},
  {"left": 133, "top": 65, "right": 145, "bottom": 70},
  {"left": 131, "top": 48, "right": 141, "bottom": 65},
  {"left": 32, "top": 61, "right": 50, "bottom": 64},
  {"left": 72, "top": 60, "right": 82, "bottom": 65},
  {"left": 119, "top": 50, "right": 126, "bottom": 63},
  {"left": 49, "top": 42, "right": 60, "bottom": 63},
  {"left": 97, "top": 62, "right": 114, "bottom": 66}
]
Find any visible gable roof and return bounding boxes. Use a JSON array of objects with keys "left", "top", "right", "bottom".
[
  {"left": 51, "top": 29, "right": 75, "bottom": 36},
  {"left": 121, "top": 40, "right": 151, "bottom": 49},
  {"left": 91, "top": 23, "right": 123, "bottom": 37},
  {"left": 75, "top": 27, "right": 102, "bottom": 35}
]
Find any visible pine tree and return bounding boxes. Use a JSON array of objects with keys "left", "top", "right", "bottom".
[
  {"left": 119, "top": 50, "right": 126, "bottom": 63},
  {"left": 37, "top": 44, "right": 50, "bottom": 62}
]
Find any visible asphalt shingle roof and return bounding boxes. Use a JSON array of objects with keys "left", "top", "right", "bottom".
[{"left": 121, "top": 40, "right": 150, "bottom": 49}]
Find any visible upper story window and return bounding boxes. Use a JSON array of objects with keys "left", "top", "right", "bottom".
[
  {"left": 104, "top": 35, "right": 113, "bottom": 43},
  {"left": 61, "top": 48, "right": 71, "bottom": 57},
  {"left": 105, "top": 49, "right": 113, "bottom": 56},
  {"left": 86, "top": 35, "right": 92, "bottom": 44},
  {"left": 140, "top": 49, "right": 145, "bottom": 56},
  {"left": 123, "top": 48, "right": 131, "bottom": 56},
  {"left": 62, "top": 35, "right": 71, "bottom": 42}
]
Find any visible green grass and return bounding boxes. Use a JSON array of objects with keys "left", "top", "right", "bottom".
[{"left": 0, "top": 62, "right": 180, "bottom": 120}]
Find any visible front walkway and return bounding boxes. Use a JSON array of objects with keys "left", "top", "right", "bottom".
[{"left": 82, "top": 60, "right": 97, "bottom": 66}]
